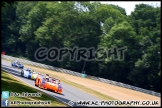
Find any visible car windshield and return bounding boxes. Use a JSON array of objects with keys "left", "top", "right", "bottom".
[
  {"left": 26, "top": 69, "right": 32, "bottom": 72},
  {"left": 39, "top": 75, "right": 46, "bottom": 80},
  {"left": 51, "top": 79, "right": 60, "bottom": 84},
  {"left": 46, "top": 77, "right": 51, "bottom": 82}
]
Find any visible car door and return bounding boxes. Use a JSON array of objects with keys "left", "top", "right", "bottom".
[
  {"left": 27, "top": 71, "right": 32, "bottom": 79},
  {"left": 12, "top": 62, "right": 16, "bottom": 66},
  {"left": 15, "top": 62, "right": 18, "bottom": 66},
  {"left": 23, "top": 70, "right": 29, "bottom": 78},
  {"left": 31, "top": 72, "right": 37, "bottom": 80},
  {"left": 41, "top": 79, "right": 46, "bottom": 87},
  {"left": 18, "top": 63, "right": 21, "bottom": 68}
]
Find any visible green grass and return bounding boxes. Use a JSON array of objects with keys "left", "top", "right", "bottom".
[{"left": 1, "top": 70, "right": 68, "bottom": 107}]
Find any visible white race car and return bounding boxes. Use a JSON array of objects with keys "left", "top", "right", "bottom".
[{"left": 21, "top": 68, "right": 38, "bottom": 80}]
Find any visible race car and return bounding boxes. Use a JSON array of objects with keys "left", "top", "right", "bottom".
[
  {"left": 11, "top": 61, "right": 24, "bottom": 69},
  {"left": 21, "top": 68, "right": 38, "bottom": 80},
  {"left": 35, "top": 74, "right": 62, "bottom": 94}
]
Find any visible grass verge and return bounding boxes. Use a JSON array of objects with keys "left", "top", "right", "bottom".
[{"left": 1, "top": 70, "right": 68, "bottom": 107}]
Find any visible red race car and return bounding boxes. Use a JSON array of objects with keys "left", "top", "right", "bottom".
[{"left": 35, "top": 74, "right": 62, "bottom": 94}]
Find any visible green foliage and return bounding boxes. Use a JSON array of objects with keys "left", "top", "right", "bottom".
[{"left": 1, "top": 2, "right": 161, "bottom": 92}]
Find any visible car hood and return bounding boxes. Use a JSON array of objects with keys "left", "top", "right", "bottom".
[{"left": 47, "top": 82, "right": 57, "bottom": 86}]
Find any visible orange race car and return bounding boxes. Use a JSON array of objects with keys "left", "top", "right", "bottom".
[{"left": 35, "top": 74, "right": 62, "bottom": 94}]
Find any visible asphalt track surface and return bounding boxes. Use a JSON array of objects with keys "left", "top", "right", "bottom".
[{"left": 2, "top": 60, "right": 112, "bottom": 107}]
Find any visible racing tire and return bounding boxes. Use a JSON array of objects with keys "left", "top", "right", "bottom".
[
  {"left": 38, "top": 81, "right": 41, "bottom": 88},
  {"left": 35, "top": 79, "right": 37, "bottom": 86},
  {"left": 21, "top": 70, "right": 24, "bottom": 77},
  {"left": 11, "top": 64, "right": 14, "bottom": 68}
]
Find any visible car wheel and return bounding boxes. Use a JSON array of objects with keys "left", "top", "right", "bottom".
[
  {"left": 38, "top": 81, "right": 41, "bottom": 88},
  {"left": 35, "top": 81, "right": 37, "bottom": 86},
  {"left": 21, "top": 71, "right": 24, "bottom": 77}
]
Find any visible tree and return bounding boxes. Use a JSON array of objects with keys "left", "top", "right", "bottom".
[{"left": 128, "top": 4, "right": 161, "bottom": 92}]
